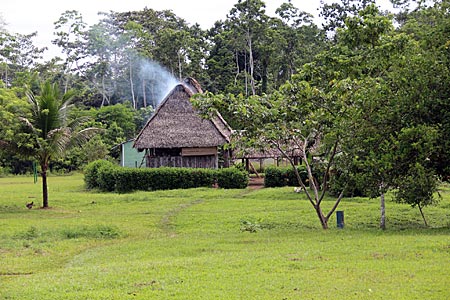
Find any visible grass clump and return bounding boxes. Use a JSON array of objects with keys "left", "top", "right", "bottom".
[{"left": 61, "top": 225, "right": 121, "bottom": 239}]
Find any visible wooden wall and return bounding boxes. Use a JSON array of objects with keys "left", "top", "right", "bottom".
[{"left": 146, "top": 155, "right": 218, "bottom": 169}]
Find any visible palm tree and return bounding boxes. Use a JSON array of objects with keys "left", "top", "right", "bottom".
[{"left": 3, "top": 80, "right": 99, "bottom": 208}]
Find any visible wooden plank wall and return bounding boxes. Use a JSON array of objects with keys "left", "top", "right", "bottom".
[{"left": 146, "top": 155, "right": 218, "bottom": 169}]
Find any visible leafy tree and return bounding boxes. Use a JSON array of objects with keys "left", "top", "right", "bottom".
[
  {"left": 274, "top": 1, "right": 325, "bottom": 86},
  {"left": 227, "top": 0, "right": 269, "bottom": 95},
  {"left": 52, "top": 10, "right": 88, "bottom": 92},
  {"left": 396, "top": 0, "right": 450, "bottom": 179},
  {"left": 200, "top": 3, "right": 444, "bottom": 230},
  {"left": 390, "top": 125, "right": 440, "bottom": 226},
  {"left": 319, "top": 0, "right": 377, "bottom": 37},
  {"left": 193, "top": 78, "right": 351, "bottom": 229},
  {"left": 0, "top": 84, "right": 30, "bottom": 174},
  {"left": 0, "top": 31, "right": 46, "bottom": 87},
  {"left": 0, "top": 80, "right": 99, "bottom": 207},
  {"left": 309, "top": 4, "right": 444, "bottom": 228},
  {"left": 394, "top": 163, "right": 440, "bottom": 226},
  {"left": 204, "top": 0, "right": 325, "bottom": 96}
]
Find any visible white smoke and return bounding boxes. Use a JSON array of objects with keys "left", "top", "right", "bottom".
[{"left": 138, "top": 59, "right": 179, "bottom": 108}]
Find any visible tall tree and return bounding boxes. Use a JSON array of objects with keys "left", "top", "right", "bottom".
[
  {"left": 274, "top": 1, "right": 325, "bottom": 86},
  {"left": 217, "top": 0, "right": 269, "bottom": 95},
  {"left": 319, "top": 0, "right": 376, "bottom": 37},
  {"left": 310, "top": 4, "right": 443, "bottom": 228},
  {"left": 52, "top": 10, "right": 88, "bottom": 92},
  {"left": 0, "top": 31, "right": 46, "bottom": 87}
]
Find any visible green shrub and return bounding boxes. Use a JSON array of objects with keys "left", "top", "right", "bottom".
[
  {"left": 85, "top": 164, "right": 250, "bottom": 192},
  {"left": 191, "top": 169, "right": 217, "bottom": 187},
  {"left": 264, "top": 166, "right": 308, "bottom": 187},
  {"left": 84, "top": 160, "right": 115, "bottom": 189},
  {"left": 0, "top": 166, "right": 10, "bottom": 177},
  {"left": 113, "top": 167, "right": 217, "bottom": 193},
  {"left": 217, "top": 167, "right": 248, "bottom": 189},
  {"left": 97, "top": 163, "right": 118, "bottom": 192},
  {"left": 264, "top": 167, "right": 286, "bottom": 187},
  {"left": 114, "top": 168, "right": 138, "bottom": 193}
]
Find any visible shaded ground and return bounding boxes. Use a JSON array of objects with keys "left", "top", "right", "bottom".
[{"left": 248, "top": 177, "right": 264, "bottom": 190}]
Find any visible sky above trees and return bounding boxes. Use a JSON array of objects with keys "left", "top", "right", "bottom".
[{"left": 0, "top": 0, "right": 394, "bottom": 60}]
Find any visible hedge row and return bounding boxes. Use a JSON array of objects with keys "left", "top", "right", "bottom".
[
  {"left": 84, "top": 160, "right": 248, "bottom": 193},
  {"left": 264, "top": 166, "right": 308, "bottom": 187}
]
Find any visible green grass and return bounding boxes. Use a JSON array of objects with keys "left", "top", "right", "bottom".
[{"left": 0, "top": 174, "right": 449, "bottom": 299}]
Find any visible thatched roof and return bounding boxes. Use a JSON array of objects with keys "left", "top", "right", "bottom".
[
  {"left": 230, "top": 131, "right": 304, "bottom": 159},
  {"left": 134, "top": 78, "right": 232, "bottom": 150},
  {"left": 233, "top": 143, "right": 303, "bottom": 159}
]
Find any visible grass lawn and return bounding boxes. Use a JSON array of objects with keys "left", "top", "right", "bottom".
[{"left": 0, "top": 174, "right": 449, "bottom": 299}]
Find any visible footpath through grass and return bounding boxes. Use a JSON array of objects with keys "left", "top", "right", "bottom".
[{"left": 0, "top": 174, "right": 449, "bottom": 299}]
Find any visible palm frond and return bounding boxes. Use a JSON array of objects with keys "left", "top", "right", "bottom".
[
  {"left": 46, "top": 128, "right": 70, "bottom": 158},
  {"left": 71, "top": 127, "right": 104, "bottom": 147},
  {"left": 67, "top": 116, "right": 93, "bottom": 131},
  {"left": 25, "top": 90, "right": 39, "bottom": 116},
  {"left": 18, "top": 117, "right": 36, "bottom": 131}
]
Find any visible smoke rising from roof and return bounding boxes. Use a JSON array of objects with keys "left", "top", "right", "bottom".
[{"left": 138, "top": 59, "right": 179, "bottom": 108}]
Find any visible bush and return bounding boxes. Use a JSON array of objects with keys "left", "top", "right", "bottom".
[
  {"left": 84, "top": 160, "right": 115, "bottom": 189},
  {"left": 84, "top": 165, "right": 250, "bottom": 192},
  {"left": 114, "top": 168, "right": 139, "bottom": 193},
  {"left": 186, "top": 169, "right": 217, "bottom": 188},
  {"left": 264, "top": 166, "right": 307, "bottom": 187},
  {"left": 107, "top": 167, "right": 217, "bottom": 193},
  {"left": 217, "top": 167, "right": 248, "bottom": 189},
  {"left": 264, "top": 166, "right": 286, "bottom": 187},
  {"left": 97, "top": 163, "right": 118, "bottom": 192}
]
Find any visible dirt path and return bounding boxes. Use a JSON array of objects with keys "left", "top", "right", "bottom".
[
  {"left": 160, "top": 199, "right": 203, "bottom": 237},
  {"left": 248, "top": 177, "right": 264, "bottom": 190}
]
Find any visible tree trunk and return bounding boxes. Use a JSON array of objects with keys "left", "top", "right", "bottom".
[
  {"left": 5, "top": 64, "right": 8, "bottom": 89},
  {"left": 418, "top": 204, "right": 428, "bottom": 227},
  {"left": 315, "top": 205, "right": 328, "bottom": 229},
  {"left": 41, "top": 163, "right": 49, "bottom": 208},
  {"left": 261, "top": 56, "right": 269, "bottom": 94},
  {"left": 142, "top": 79, "right": 147, "bottom": 108},
  {"left": 247, "top": 30, "right": 256, "bottom": 96},
  {"left": 380, "top": 192, "right": 386, "bottom": 230},
  {"left": 178, "top": 52, "right": 182, "bottom": 80},
  {"left": 129, "top": 62, "right": 136, "bottom": 109},
  {"left": 273, "top": 140, "right": 345, "bottom": 230},
  {"left": 234, "top": 50, "right": 240, "bottom": 86},
  {"left": 101, "top": 75, "right": 108, "bottom": 107},
  {"left": 244, "top": 51, "right": 248, "bottom": 96}
]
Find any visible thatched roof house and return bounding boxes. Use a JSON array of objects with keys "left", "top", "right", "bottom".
[{"left": 133, "top": 78, "right": 232, "bottom": 169}]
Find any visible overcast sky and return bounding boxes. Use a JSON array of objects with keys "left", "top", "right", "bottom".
[{"left": 1, "top": 0, "right": 394, "bottom": 59}]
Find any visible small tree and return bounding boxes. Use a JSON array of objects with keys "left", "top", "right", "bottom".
[
  {"left": 0, "top": 80, "right": 100, "bottom": 208},
  {"left": 394, "top": 163, "right": 440, "bottom": 227},
  {"left": 193, "top": 78, "right": 350, "bottom": 230}
]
